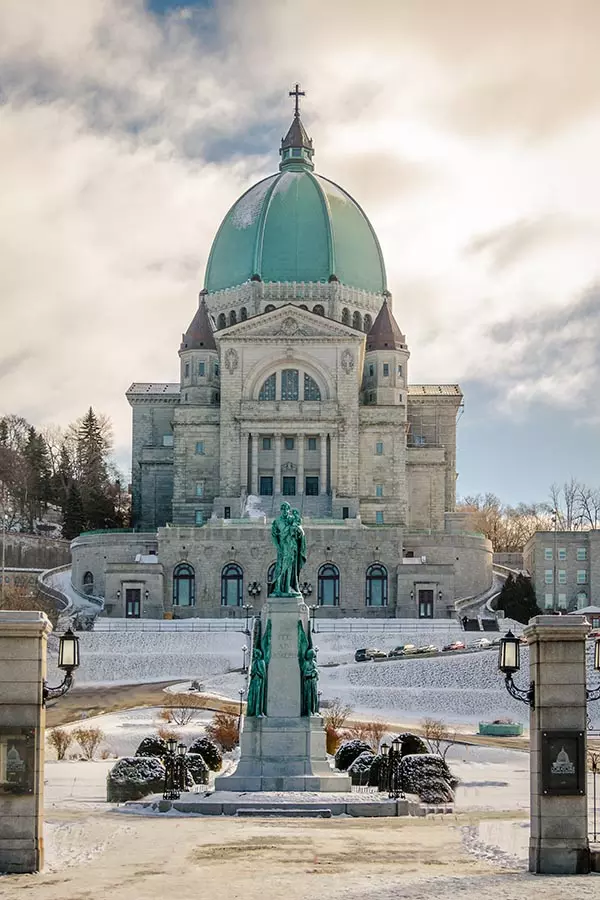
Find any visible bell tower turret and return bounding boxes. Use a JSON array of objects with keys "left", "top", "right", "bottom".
[
  {"left": 179, "top": 293, "right": 220, "bottom": 406},
  {"left": 361, "top": 296, "right": 410, "bottom": 406}
]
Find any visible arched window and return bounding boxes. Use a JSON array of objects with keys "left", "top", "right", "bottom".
[
  {"left": 342, "top": 307, "right": 350, "bottom": 325},
  {"left": 229, "top": 310, "right": 237, "bottom": 326},
  {"left": 267, "top": 562, "right": 276, "bottom": 596},
  {"left": 363, "top": 313, "right": 372, "bottom": 332},
  {"left": 366, "top": 564, "right": 387, "bottom": 607},
  {"left": 577, "top": 591, "right": 588, "bottom": 609},
  {"left": 299, "top": 304, "right": 308, "bottom": 310},
  {"left": 303, "top": 373, "right": 321, "bottom": 401},
  {"left": 221, "top": 563, "right": 243, "bottom": 606},
  {"left": 281, "top": 369, "right": 299, "bottom": 400},
  {"left": 352, "top": 311, "right": 362, "bottom": 330},
  {"left": 259, "top": 373, "right": 276, "bottom": 401},
  {"left": 173, "top": 563, "right": 195, "bottom": 607},
  {"left": 318, "top": 563, "right": 340, "bottom": 607},
  {"left": 83, "top": 571, "right": 94, "bottom": 595},
  {"left": 217, "top": 313, "right": 227, "bottom": 329},
  {"left": 313, "top": 304, "right": 324, "bottom": 316},
  {"left": 265, "top": 304, "right": 276, "bottom": 313},
  {"left": 240, "top": 307, "right": 248, "bottom": 320}
]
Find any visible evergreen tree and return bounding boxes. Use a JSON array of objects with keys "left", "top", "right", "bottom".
[
  {"left": 22, "top": 427, "right": 52, "bottom": 528},
  {"left": 77, "top": 408, "right": 117, "bottom": 529},
  {"left": 497, "top": 572, "right": 541, "bottom": 624},
  {"left": 62, "top": 482, "right": 85, "bottom": 540}
]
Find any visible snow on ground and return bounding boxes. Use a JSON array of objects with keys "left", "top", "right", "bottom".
[{"left": 47, "top": 706, "right": 213, "bottom": 759}]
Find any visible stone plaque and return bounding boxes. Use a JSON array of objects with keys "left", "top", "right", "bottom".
[
  {"left": 541, "top": 730, "right": 585, "bottom": 796},
  {"left": 0, "top": 727, "right": 35, "bottom": 795}
]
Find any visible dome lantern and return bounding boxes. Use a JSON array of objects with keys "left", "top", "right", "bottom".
[{"left": 279, "top": 83, "right": 314, "bottom": 172}]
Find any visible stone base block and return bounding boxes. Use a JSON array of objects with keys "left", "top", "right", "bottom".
[
  {"left": 215, "top": 715, "right": 351, "bottom": 793},
  {"left": 0, "top": 838, "right": 42, "bottom": 874},
  {"left": 529, "top": 839, "right": 590, "bottom": 874}
]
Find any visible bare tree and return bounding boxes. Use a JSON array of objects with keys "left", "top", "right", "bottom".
[
  {"left": 163, "top": 693, "right": 204, "bottom": 726},
  {"left": 577, "top": 486, "right": 600, "bottom": 530},
  {"left": 421, "top": 718, "right": 458, "bottom": 760},
  {"left": 48, "top": 728, "right": 73, "bottom": 761},
  {"left": 72, "top": 727, "right": 104, "bottom": 760}
]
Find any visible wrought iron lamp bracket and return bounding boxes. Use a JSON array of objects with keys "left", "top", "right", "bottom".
[
  {"left": 587, "top": 684, "right": 600, "bottom": 703},
  {"left": 504, "top": 673, "right": 535, "bottom": 708},
  {"left": 43, "top": 672, "right": 74, "bottom": 705}
]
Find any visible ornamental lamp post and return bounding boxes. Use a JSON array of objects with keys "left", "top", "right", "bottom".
[
  {"left": 238, "top": 687, "right": 245, "bottom": 732},
  {"left": 498, "top": 629, "right": 534, "bottom": 707},
  {"left": 176, "top": 742, "right": 188, "bottom": 794},
  {"left": 308, "top": 603, "right": 318, "bottom": 633},
  {"left": 242, "top": 602, "right": 254, "bottom": 634},
  {"left": 242, "top": 644, "right": 248, "bottom": 674},
  {"left": 163, "top": 738, "right": 180, "bottom": 800},
  {"left": 43, "top": 627, "right": 81, "bottom": 704}
]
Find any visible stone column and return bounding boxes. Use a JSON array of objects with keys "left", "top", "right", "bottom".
[
  {"left": 319, "top": 432, "right": 328, "bottom": 495},
  {"left": 274, "top": 433, "right": 282, "bottom": 495},
  {"left": 0, "top": 611, "right": 52, "bottom": 873},
  {"left": 251, "top": 433, "right": 259, "bottom": 495},
  {"left": 240, "top": 431, "right": 249, "bottom": 493},
  {"left": 525, "top": 614, "right": 590, "bottom": 874},
  {"left": 297, "top": 433, "right": 305, "bottom": 495}
]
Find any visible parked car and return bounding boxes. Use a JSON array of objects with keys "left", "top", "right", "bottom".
[
  {"left": 469, "top": 637, "right": 491, "bottom": 650},
  {"left": 415, "top": 644, "right": 438, "bottom": 654},
  {"left": 354, "top": 647, "right": 388, "bottom": 662},
  {"left": 442, "top": 640, "right": 465, "bottom": 652},
  {"left": 388, "top": 644, "right": 417, "bottom": 658}
]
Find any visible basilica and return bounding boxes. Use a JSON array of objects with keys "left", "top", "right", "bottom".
[{"left": 71, "top": 94, "right": 492, "bottom": 619}]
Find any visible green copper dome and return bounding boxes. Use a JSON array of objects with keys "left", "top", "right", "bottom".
[{"left": 204, "top": 113, "right": 387, "bottom": 295}]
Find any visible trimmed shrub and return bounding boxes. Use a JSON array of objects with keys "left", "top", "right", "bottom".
[
  {"left": 186, "top": 753, "right": 209, "bottom": 786},
  {"left": 188, "top": 737, "right": 223, "bottom": 772},
  {"left": 107, "top": 756, "right": 165, "bottom": 802},
  {"left": 392, "top": 733, "right": 428, "bottom": 758},
  {"left": 334, "top": 739, "right": 372, "bottom": 771},
  {"left": 368, "top": 753, "right": 385, "bottom": 788},
  {"left": 347, "top": 750, "right": 376, "bottom": 786},
  {"left": 135, "top": 736, "right": 169, "bottom": 760},
  {"left": 325, "top": 724, "right": 341, "bottom": 755},
  {"left": 400, "top": 753, "right": 459, "bottom": 804}
]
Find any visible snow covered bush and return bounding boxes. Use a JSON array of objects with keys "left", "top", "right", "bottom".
[
  {"left": 185, "top": 752, "right": 209, "bottom": 786},
  {"left": 135, "top": 736, "right": 168, "bottom": 759},
  {"left": 347, "top": 750, "right": 376, "bottom": 785},
  {"left": 188, "top": 737, "right": 223, "bottom": 771},
  {"left": 368, "top": 753, "right": 385, "bottom": 788},
  {"left": 334, "top": 739, "right": 372, "bottom": 771},
  {"left": 107, "top": 756, "right": 165, "bottom": 802},
  {"left": 399, "top": 753, "right": 459, "bottom": 804},
  {"left": 393, "top": 732, "right": 428, "bottom": 757}
]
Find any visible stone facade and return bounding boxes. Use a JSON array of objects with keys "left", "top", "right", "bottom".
[{"left": 524, "top": 530, "right": 600, "bottom": 612}]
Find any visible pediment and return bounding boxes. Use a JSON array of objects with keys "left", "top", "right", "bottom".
[{"left": 216, "top": 304, "right": 365, "bottom": 342}]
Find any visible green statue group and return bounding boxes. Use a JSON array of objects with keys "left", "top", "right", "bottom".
[{"left": 245, "top": 503, "right": 319, "bottom": 718}]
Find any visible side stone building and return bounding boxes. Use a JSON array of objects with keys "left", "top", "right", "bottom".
[
  {"left": 524, "top": 530, "right": 600, "bottom": 613},
  {"left": 71, "top": 99, "right": 492, "bottom": 619}
]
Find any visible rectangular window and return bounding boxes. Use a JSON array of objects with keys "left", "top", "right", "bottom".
[
  {"left": 375, "top": 484, "right": 383, "bottom": 497},
  {"left": 162, "top": 434, "right": 174, "bottom": 447},
  {"left": 198, "top": 361, "right": 205, "bottom": 376},
  {"left": 544, "top": 547, "right": 553, "bottom": 560},
  {"left": 262, "top": 437, "right": 272, "bottom": 451},
  {"left": 577, "top": 570, "right": 587, "bottom": 584},
  {"left": 259, "top": 476, "right": 273, "bottom": 496},
  {"left": 383, "top": 363, "right": 390, "bottom": 377},
  {"left": 368, "top": 364, "right": 374, "bottom": 377},
  {"left": 282, "top": 476, "right": 296, "bottom": 496},
  {"left": 307, "top": 437, "right": 317, "bottom": 451},
  {"left": 544, "top": 569, "right": 553, "bottom": 584},
  {"left": 281, "top": 369, "right": 299, "bottom": 400},
  {"left": 184, "top": 362, "right": 190, "bottom": 377},
  {"left": 558, "top": 593, "right": 567, "bottom": 609},
  {"left": 375, "top": 511, "right": 384, "bottom": 525},
  {"left": 195, "top": 510, "right": 203, "bottom": 526},
  {"left": 342, "top": 506, "right": 349, "bottom": 519},
  {"left": 214, "top": 363, "right": 219, "bottom": 376},
  {"left": 224, "top": 506, "right": 231, "bottom": 519},
  {"left": 284, "top": 437, "right": 295, "bottom": 450},
  {"left": 544, "top": 593, "right": 554, "bottom": 609},
  {"left": 558, "top": 547, "right": 567, "bottom": 561},
  {"left": 398, "top": 364, "right": 403, "bottom": 376},
  {"left": 558, "top": 569, "right": 566, "bottom": 584},
  {"left": 305, "top": 476, "right": 319, "bottom": 496},
  {"left": 375, "top": 441, "right": 384, "bottom": 455},
  {"left": 577, "top": 547, "right": 587, "bottom": 561},
  {"left": 195, "top": 482, "right": 204, "bottom": 497},
  {"left": 195, "top": 441, "right": 205, "bottom": 455},
  {"left": 369, "top": 392, "right": 376, "bottom": 403}
]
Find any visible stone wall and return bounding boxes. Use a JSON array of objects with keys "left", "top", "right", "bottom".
[
  {"left": 1, "top": 534, "right": 70, "bottom": 570},
  {"left": 70, "top": 532, "right": 158, "bottom": 599}
]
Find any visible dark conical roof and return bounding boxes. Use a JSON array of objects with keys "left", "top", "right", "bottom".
[
  {"left": 366, "top": 298, "right": 406, "bottom": 351},
  {"left": 281, "top": 114, "right": 313, "bottom": 153},
  {"left": 180, "top": 296, "right": 216, "bottom": 351}
]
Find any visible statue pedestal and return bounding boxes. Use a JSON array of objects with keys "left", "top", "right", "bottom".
[{"left": 215, "top": 594, "right": 350, "bottom": 793}]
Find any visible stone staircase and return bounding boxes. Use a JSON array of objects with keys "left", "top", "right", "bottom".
[{"left": 247, "top": 493, "right": 332, "bottom": 520}]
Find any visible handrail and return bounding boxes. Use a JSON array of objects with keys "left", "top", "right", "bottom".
[{"left": 37, "top": 564, "right": 71, "bottom": 613}]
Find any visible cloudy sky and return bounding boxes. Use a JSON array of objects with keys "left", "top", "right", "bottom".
[{"left": 1, "top": 0, "right": 599, "bottom": 504}]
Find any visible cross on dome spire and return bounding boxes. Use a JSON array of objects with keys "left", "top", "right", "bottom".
[{"left": 289, "top": 83, "right": 305, "bottom": 118}]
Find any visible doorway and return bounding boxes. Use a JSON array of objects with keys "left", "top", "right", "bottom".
[{"left": 125, "top": 588, "right": 141, "bottom": 618}]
